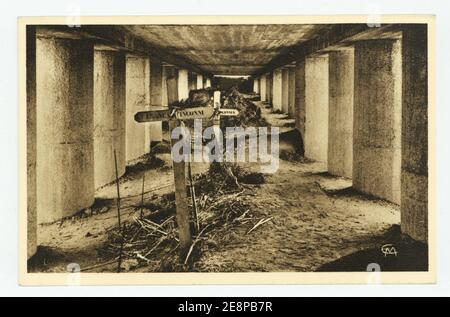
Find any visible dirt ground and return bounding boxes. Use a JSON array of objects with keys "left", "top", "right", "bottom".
[{"left": 29, "top": 97, "right": 427, "bottom": 274}]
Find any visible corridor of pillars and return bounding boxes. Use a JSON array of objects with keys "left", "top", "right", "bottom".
[
  {"left": 253, "top": 27, "right": 427, "bottom": 244},
  {"left": 26, "top": 24, "right": 429, "bottom": 259}
]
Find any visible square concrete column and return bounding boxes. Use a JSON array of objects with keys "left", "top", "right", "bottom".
[
  {"left": 328, "top": 49, "right": 354, "bottom": 179},
  {"left": 126, "top": 55, "right": 150, "bottom": 162},
  {"left": 281, "top": 68, "right": 290, "bottom": 114},
  {"left": 401, "top": 25, "right": 428, "bottom": 242},
  {"left": 188, "top": 72, "right": 197, "bottom": 92},
  {"left": 26, "top": 26, "right": 37, "bottom": 258},
  {"left": 295, "top": 60, "right": 306, "bottom": 141},
  {"left": 162, "top": 65, "right": 178, "bottom": 106},
  {"left": 304, "top": 55, "right": 329, "bottom": 163},
  {"left": 272, "top": 69, "right": 283, "bottom": 111},
  {"left": 253, "top": 77, "right": 259, "bottom": 94},
  {"left": 205, "top": 77, "right": 211, "bottom": 88},
  {"left": 36, "top": 30, "right": 95, "bottom": 223},
  {"left": 162, "top": 65, "right": 170, "bottom": 107},
  {"left": 196, "top": 74, "right": 204, "bottom": 89},
  {"left": 144, "top": 58, "right": 152, "bottom": 150},
  {"left": 267, "top": 73, "right": 273, "bottom": 105},
  {"left": 149, "top": 59, "right": 164, "bottom": 142},
  {"left": 288, "top": 67, "right": 296, "bottom": 117},
  {"left": 178, "top": 69, "right": 189, "bottom": 100},
  {"left": 353, "top": 40, "right": 402, "bottom": 204},
  {"left": 93, "top": 47, "right": 126, "bottom": 189},
  {"left": 260, "top": 75, "right": 267, "bottom": 102}
]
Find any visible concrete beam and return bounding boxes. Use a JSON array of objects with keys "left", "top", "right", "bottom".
[
  {"left": 253, "top": 24, "right": 401, "bottom": 77},
  {"left": 36, "top": 25, "right": 212, "bottom": 78},
  {"left": 353, "top": 39, "right": 402, "bottom": 204},
  {"left": 36, "top": 33, "right": 94, "bottom": 223}
]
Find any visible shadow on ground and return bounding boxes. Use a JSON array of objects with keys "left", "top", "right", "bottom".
[{"left": 316, "top": 225, "right": 428, "bottom": 272}]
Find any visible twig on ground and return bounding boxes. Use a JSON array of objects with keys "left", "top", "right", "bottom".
[{"left": 247, "top": 217, "right": 273, "bottom": 235}]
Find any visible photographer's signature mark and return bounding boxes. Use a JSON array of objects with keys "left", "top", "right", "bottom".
[{"left": 381, "top": 244, "right": 398, "bottom": 257}]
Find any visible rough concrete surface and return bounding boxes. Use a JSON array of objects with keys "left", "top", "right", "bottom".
[
  {"left": 126, "top": 55, "right": 149, "bottom": 162},
  {"left": 353, "top": 40, "right": 402, "bottom": 204},
  {"left": 36, "top": 36, "right": 95, "bottom": 224},
  {"left": 93, "top": 49, "right": 126, "bottom": 189},
  {"left": 272, "top": 69, "right": 282, "bottom": 111},
  {"left": 304, "top": 55, "right": 329, "bottom": 164},
  {"left": 401, "top": 25, "right": 428, "bottom": 242},
  {"left": 328, "top": 49, "right": 354, "bottom": 179}
]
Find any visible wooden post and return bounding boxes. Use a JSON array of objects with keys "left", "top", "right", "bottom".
[
  {"left": 166, "top": 77, "right": 192, "bottom": 254},
  {"left": 133, "top": 86, "right": 239, "bottom": 257},
  {"left": 213, "top": 91, "right": 221, "bottom": 127}
]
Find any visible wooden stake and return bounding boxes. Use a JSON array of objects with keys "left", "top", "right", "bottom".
[
  {"left": 113, "top": 149, "right": 123, "bottom": 272},
  {"left": 188, "top": 160, "right": 200, "bottom": 234},
  {"left": 167, "top": 77, "right": 192, "bottom": 255},
  {"left": 140, "top": 173, "right": 145, "bottom": 220}
]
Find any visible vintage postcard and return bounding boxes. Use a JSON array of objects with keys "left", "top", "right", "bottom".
[{"left": 18, "top": 15, "right": 435, "bottom": 285}]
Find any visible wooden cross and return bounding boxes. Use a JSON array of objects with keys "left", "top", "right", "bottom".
[{"left": 134, "top": 80, "right": 239, "bottom": 255}]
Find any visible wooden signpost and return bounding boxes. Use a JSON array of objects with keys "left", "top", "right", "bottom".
[
  {"left": 134, "top": 81, "right": 239, "bottom": 256},
  {"left": 134, "top": 105, "right": 238, "bottom": 123}
]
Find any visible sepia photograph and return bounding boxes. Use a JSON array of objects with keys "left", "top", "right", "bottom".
[{"left": 18, "top": 15, "right": 435, "bottom": 285}]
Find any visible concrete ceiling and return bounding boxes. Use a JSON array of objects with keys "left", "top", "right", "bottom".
[{"left": 124, "top": 25, "right": 334, "bottom": 75}]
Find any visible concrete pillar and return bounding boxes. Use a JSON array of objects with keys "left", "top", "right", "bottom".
[
  {"left": 162, "top": 65, "right": 178, "bottom": 106},
  {"left": 178, "top": 69, "right": 189, "bottom": 100},
  {"left": 267, "top": 72, "right": 273, "bottom": 106},
  {"left": 295, "top": 60, "right": 306, "bottom": 140},
  {"left": 126, "top": 55, "right": 149, "bottom": 162},
  {"left": 188, "top": 72, "right": 197, "bottom": 92},
  {"left": 36, "top": 32, "right": 94, "bottom": 223},
  {"left": 288, "top": 67, "right": 296, "bottom": 117},
  {"left": 162, "top": 65, "right": 169, "bottom": 107},
  {"left": 401, "top": 25, "right": 428, "bottom": 242},
  {"left": 26, "top": 26, "right": 37, "bottom": 258},
  {"left": 281, "top": 68, "right": 289, "bottom": 114},
  {"left": 353, "top": 40, "right": 402, "bottom": 204},
  {"left": 149, "top": 59, "right": 164, "bottom": 142},
  {"left": 328, "top": 49, "right": 354, "bottom": 179},
  {"left": 304, "top": 55, "right": 329, "bottom": 163},
  {"left": 144, "top": 58, "right": 152, "bottom": 151},
  {"left": 253, "top": 77, "right": 259, "bottom": 94},
  {"left": 93, "top": 48, "right": 126, "bottom": 189},
  {"left": 196, "top": 74, "right": 204, "bottom": 89},
  {"left": 272, "top": 69, "right": 283, "bottom": 111},
  {"left": 260, "top": 75, "right": 267, "bottom": 102},
  {"left": 205, "top": 77, "right": 211, "bottom": 88}
]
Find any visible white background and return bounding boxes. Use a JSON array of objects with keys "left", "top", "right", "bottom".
[{"left": 0, "top": 0, "right": 449, "bottom": 297}]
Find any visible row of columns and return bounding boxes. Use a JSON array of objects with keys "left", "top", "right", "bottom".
[
  {"left": 253, "top": 26, "right": 428, "bottom": 243},
  {"left": 255, "top": 67, "right": 297, "bottom": 118},
  {"left": 27, "top": 28, "right": 204, "bottom": 258}
]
